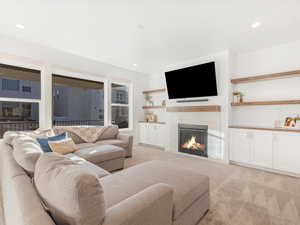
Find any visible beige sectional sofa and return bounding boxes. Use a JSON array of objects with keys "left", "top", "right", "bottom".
[{"left": 0, "top": 127, "right": 209, "bottom": 225}]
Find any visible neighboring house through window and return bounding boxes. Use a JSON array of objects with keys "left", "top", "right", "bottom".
[
  {"left": 111, "top": 83, "right": 129, "bottom": 129},
  {"left": 52, "top": 74, "right": 104, "bottom": 126},
  {"left": 22, "top": 86, "right": 31, "bottom": 93},
  {"left": 2, "top": 79, "right": 20, "bottom": 91}
]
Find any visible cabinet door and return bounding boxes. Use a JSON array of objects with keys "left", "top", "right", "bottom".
[
  {"left": 273, "top": 132, "right": 300, "bottom": 174},
  {"left": 139, "top": 123, "right": 147, "bottom": 144},
  {"left": 146, "top": 124, "right": 154, "bottom": 145},
  {"left": 156, "top": 124, "right": 165, "bottom": 148},
  {"left": 229, "top": 129, "right": 251, "bottom": 164},
  {"left": 251, "top": 130, "right": 273, "bottom": 168}
]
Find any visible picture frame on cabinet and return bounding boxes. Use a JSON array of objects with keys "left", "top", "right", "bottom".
[{"left": 284, "top": 117, "right": 296, "bottom": 127}]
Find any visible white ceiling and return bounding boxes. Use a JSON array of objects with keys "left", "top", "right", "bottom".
[{"left": 1, "top": 0, "right": 300, "bottom": 74}]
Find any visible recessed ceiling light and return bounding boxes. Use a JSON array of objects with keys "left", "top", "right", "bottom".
[
  {"left": 16, "top": 24, "right": 25, "bottom": 29},
  {"left": 133, "top": 63, "right": 138, "bottom": 67},
  {"left": 137, "top": 24, "right": 144, "bottom": 30},
  {"left": 251, "top": 22, "right": 261, "bottom": 28}
]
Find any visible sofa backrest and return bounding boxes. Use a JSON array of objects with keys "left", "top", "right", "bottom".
[
  {"left": 97, "top": 125, "right": 119, "bottom": 141},
  {"left": 12, "top": 135, "right": 44, "bottom": 176},
  {"left": 0, "top": 140, "right": 56, "bottom": 225},
  {"left": 53, "top": 126, "right": 86, "bottom": 144},
  {"left": 53, "top": 125, "right": 119, "bottom": 143}
]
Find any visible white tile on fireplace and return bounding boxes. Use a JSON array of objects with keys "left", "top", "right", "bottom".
[{"left": 208, "top": 131, "right": 222, "bottom": 160}]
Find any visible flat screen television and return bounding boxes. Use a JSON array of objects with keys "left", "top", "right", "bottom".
[{"left": 165, "top": 62, "right": 217, "bottom": 99}]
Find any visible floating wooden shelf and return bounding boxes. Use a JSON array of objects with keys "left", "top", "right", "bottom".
[
  {"left": 142, "top": 88, "right": 166, "bottom": 94},
  {"left": 139, "top": 121, "right": 166, "bottom": 124},
  {"left": 231, "top": 69, "right": 300, "bottom": 84},
  {"left": 229, "top": 125, "right": 300, "bottom": 133},
  {"left": 142, "top": 105, "right": 165, "bottom": 109},
  {"left": 231, "top": 100, "right": 300, "bottom": 106},
  {"left": 166, "top": 105, "right": 221, "bottom": 112}
]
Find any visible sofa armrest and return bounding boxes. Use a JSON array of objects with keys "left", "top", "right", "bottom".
[
  {"left": 117, "top": 134, "right": 133, "bottom": 157},
  {"left": 102, "top": 183, "right": 174, "bottom": 225}
]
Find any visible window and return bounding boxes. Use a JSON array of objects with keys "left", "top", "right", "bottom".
[
  {"left": 2, "top": 79, "right": 20, "bottom": 91},
  {"left": 22, "top": 86, "right": 31, "bottom": 93},
  {"left": 52, "top": 74, "right": 104, "bottom": 126},
  {"left": 0, "top": 64, "right": 40, "bottom": 137},
  {"left": 0, "top": 101, "right": 39, "bottom": 137},
  {"left": 111, "top": 83, "right": 129, "bottom": 129}
]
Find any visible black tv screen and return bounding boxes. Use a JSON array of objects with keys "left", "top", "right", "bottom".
[{"left": 165, "top": 62, "right": 217, "bottom": 99}]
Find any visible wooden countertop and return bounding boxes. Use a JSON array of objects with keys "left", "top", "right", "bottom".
[
  {"left": 229, "top": 125, "right": 300, "bottom": 133},
  {"left": 139, "top": 121, "right": 166, "bottom": 124}
]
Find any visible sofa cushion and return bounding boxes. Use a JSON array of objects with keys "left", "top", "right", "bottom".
[
  {"left": 75, "top": 142, "right": 97, "bottom": 150},
  {"left": 3, "top": 129, "right": 55, "bottom": 146},
  {"left": 37, "top": 132, "right": 67, "bottom": 152},
  {"left": 97, "top": 125, "right": 119, "bottom": 141},
  {"left": 34, "top": 153, "right": 106, "bottom": 225},
  {"left": 65, "top": 153, "right": 110, "bottom": 179},
  {"left": 99, "top": 160, "right": 209, "bottom": 220},
  {"left": 96, "top": 139, "right": 128, "bottom": 149},
  {"left": 10, "top": 175, "right": 57, "bottom": 225},
  {"left": 12, "top": 135, "right": 44, "bottom": 175},
  {"left": 74, "top": 145, "right": 125, "bottom": 164}
]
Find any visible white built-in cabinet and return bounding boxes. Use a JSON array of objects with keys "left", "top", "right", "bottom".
[
  {"left": 273, "top": 132, "right": 300, "bottom": 174},
  {"left": 229, "top": 129, "right": 252, "bottom": 164},
  {"left": 139, "top": 123, "right": 165, "bottom": 148},
  {"left": 251, "top": 130, "right": 273, "bottom": 168},
  {"left": 230, "top": 128, "right": 300, "bottom": 174}
]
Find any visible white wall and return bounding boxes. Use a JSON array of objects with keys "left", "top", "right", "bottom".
[
  {"left": 145, "top": 51, "right": 231, "bottom": 162},
  {"left": 0, "top": 34, "right": 148, "bottom": 143},
  {"left": 231, "top": 40, "right": 300, "bottom": 128}
]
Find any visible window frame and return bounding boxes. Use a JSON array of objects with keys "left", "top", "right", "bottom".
[
  {"left": 109, "top": 80, "right": 132, "bottom": 131},
  {"left": 0, "top": 60, "right": 42, "bottom": 131}
]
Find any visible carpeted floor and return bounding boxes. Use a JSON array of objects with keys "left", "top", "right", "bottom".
[{"left": 127, "top": 145, "right": 300, "bottom": 225}]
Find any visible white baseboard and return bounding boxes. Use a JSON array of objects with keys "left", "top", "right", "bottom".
[{"left": 230, "top": 161, "right": 300, "bottom": 178}]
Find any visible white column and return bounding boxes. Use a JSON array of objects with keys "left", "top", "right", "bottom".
[
  {"left": 39, "top": 64, "right": 52, "bottom": 129},
  {"left": 104, "top": 79, "right": 110, "bottom": 126}
]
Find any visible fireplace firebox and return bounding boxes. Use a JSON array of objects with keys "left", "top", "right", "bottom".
[{"left": 178, "top": 124, "right": 208, "bottom": 157}]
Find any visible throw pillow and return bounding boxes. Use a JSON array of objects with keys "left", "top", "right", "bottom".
[
  {"left": 34, "top": 153, "right": 105, "bottom": 225},
  {"left": 36, "top": 132, "right": 67, "bottom": 152},
  {"left": 48, "top": 138, "right": 76, "bottom": 155}
]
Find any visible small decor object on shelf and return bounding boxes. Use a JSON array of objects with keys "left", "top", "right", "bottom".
[
  {"left": 240, "top": 94, "right": 244, "bottom": 103},
  {"left": 233, "top": 92, "right": 243, "bottom": 103},
  {"left": 274, "top": 120, "right": 282, "bottom": 128},
  {"left": 162, "top": 100, "right": 166, "bottom": 107},
  {"left": 284, "top": 117, "right": 296, "bottom": 127},
  {"left": 294, "top": 115, "right": 300, "bottom": 128},
  {"left": 145, "top": 94, "right": 154, "bottom": 106},
  {"left": 145, "top": 113, "right": 157, "bottom": 123}
]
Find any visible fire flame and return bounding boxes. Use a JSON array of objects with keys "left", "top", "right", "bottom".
[{"left": 182, "top": 136, "right": 205, "bottom": 150}]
